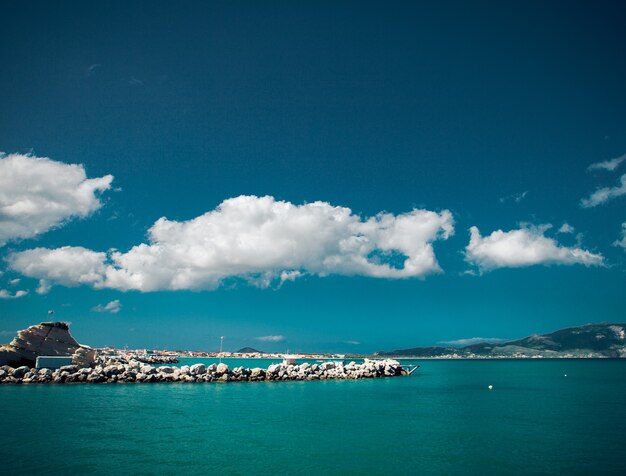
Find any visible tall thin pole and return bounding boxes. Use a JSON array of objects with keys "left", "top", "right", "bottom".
[{"left": 219, "top": 336, "right": 224, "bottom": 364}]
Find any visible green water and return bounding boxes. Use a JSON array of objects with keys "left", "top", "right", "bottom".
[{"left": 1, "top": 359, "right": 625, "bottom": 475}]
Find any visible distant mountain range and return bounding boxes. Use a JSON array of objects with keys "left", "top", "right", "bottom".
[
  {"left": 375, "top": 323, "right": 626, "bottom": 358},
  {"left": 237, "top": 347, "right": 265, "bottom": 354}
]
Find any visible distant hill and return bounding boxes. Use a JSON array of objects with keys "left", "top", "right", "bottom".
[
  {"left": 375, "top": 323, "right": 626, "bottom": 358},
  {"left": 237, "top": 347, "right": 265, "bottom": 354}
]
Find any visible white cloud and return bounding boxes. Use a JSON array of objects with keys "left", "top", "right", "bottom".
[
  {"left": 587, "top": 152, "right": 626, "bottom": 172},
  {"left": 0, "top": 153, "right": 113, "bottom": 246},
  {"left": 36, "top": 280, "right": 52, "bottom": 295},
  {"left": 0, "top": 289, "right": 28, "bottom": 299},
  {"left": 499, "top": 191, "right": 528, "bottom": 204},
  {"left": 439, "top": 337, "right": 506, "bottom": 346},
  {"left": 8, "top": 278, "right": 21, "bottom": 286},
  {"left": 85, "top": 63, "right": 101, "bottom": 77},
  {"left": 557, "top": 223, "right": 575, "bottom": 234},
  {"left": 580, "top": 173, "right": 626, "bottom": 208},
  {"left": 614, "top": 223, "right": 626, "bottom": 250},
  {"left": 255, "top": 335, "right": 286, "bottom": 342},
  {"left": 279, "top": 270, "right": 302, "bottom": 284},
  {"left": 10, "top": 246, "right": 108, "bottom": 289},
  {"left": 343, "top": 340, "right": 361, "bottom": 345},
  {"left": 465, "top": 224, "right": 604, "bottom": 271},
  {"left": 92, "top": 299, "right": 122, "bottom": 314},
  {"left": 9, "top": 195, "right": 454, "bottom": 292}
]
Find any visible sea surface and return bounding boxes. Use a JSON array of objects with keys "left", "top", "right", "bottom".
[{"left": 1, "top": 359, "right": 625, "bottom": 475}]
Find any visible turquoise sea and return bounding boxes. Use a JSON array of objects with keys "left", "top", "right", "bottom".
[{"left": 1, "top": 359, "right": 625, "bottom": 475}]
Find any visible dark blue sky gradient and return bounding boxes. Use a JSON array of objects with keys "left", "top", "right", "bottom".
[{"left": 1, "top": 1, "right": 624, "bottom": 351}]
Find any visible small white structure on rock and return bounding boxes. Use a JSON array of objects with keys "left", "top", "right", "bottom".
[{"left": 36, "top": 356, "right": 74, "bottom": 369}]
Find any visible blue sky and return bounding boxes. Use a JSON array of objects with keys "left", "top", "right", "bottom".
[{"left": 1, "top": 1, "right": 625, "bottom": 352}]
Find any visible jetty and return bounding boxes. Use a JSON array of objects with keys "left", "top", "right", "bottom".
[{"left": 0, "top": 357, "right": 409, "bottom": 384}]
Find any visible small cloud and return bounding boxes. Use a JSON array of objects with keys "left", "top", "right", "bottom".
[
  {"left": 343, "top": 340, "right": 360, "bottom": 345},
  {"left": 499, "top": 191, "right": 528, "bottom": 204},
  {"left": 439, "top": 337, "right": 506, "bottom": 346},
  {"left": 85, "top": 63, "right": 101, "bottom": 77},
  {"left": 557, "top": 223, "right": 575, "bottom": 234},
  {"left": 614, "top": 223, "right": 626, "bottom": 250},
  {"left": 587, "top": 153, "right": 626, "bottom": 172},
  {"left": 37, "top": 279, "right": 51, "bottom": 295},
  {"left": 92, "top": 299, "right": 122, "bottom": 314},
  {"left": 254, "top": 335, "right": 285, "bottom": 343},
  {"left": 279, "top": 270, "right": 302, "bottom": 284},
  {"left": 459, "top": 269, "right": 478, "bottom": 277},
  {"left": 580, "top": 173, "right": 626, "bottom": 208},
  {"left": 8, "top": 278, "right": 20, "bottom": 286},
  {"left": 0, "top": 289, "right": 27, "bottom": 299},
  {"left": 128, "top": 76, "right": 144, "bottom": 86},
  {"left": 465, "top": 224, "right": 604, "bottom": 272}
]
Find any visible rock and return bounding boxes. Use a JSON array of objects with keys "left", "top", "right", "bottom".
[
  {"left": 232, "top": 366, "right": 244, "bottom": 376},
  {"left": 250, "top": 368, "right": 265, "bottom": 380},
  {"left": 140, "top": 365, "right": 156, "bottom": 375},
  {"left": 59, "top": 365, "right": 79, "bottom": 373},
  {"left": 159, "top": 366, "right": 174, "bottom": 374},
  {"left": 0, "top": 321, "right": 96, "bottom": 367},
  {"left": 13, "top": 366, "right": 30, "bottom": 378},
  {"left": 72, "top": 346, "right": 97, "bottom": 367},
  {"left": 190, "top": 363, "right": 206, "bottom": 375},
  {"left": 216, "top": 363, "right": 229, "bottom": 374},
  {"left": 103, "top": 365, "right": 122, "bottom": 377},
  {"left": 267, "top": 364, "right": 282, "bottom": 374},
  {"left": 87, "top": 372, "right": 105, "bottom": 383}
]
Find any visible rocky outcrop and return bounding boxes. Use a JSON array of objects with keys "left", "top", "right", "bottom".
[
  {"left": 0, "top": 357, "right": 408, "bottom": 384},
  {"left": 0, "top": 322, "right": 95, "bottom": 367}
]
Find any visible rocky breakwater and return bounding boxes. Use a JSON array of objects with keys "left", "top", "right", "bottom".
[
  {"left": 0, "top": 358, "right": 408, "bottom": 384},
  {"left": 135, "top": 355, "right": 179, "bottom": 364}
]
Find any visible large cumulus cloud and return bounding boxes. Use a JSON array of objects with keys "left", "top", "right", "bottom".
[
  {"left": 9, "top": 195, "right": 454, "bottom": 291},
  {"left": 0, "top": 153, "right": 113, "bottom": 245}
]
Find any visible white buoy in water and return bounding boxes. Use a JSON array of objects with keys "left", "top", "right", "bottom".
[
  {"left": 564, "top": 374, "right": 567, "bottom": 377},
  {"left": 488, "top": 385, "right": 493, "bottom": 390}
]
